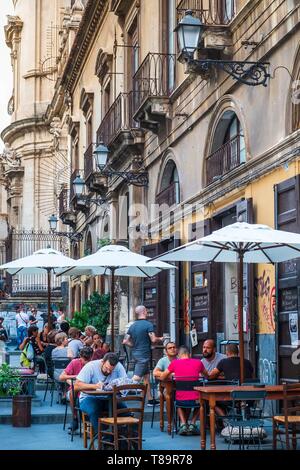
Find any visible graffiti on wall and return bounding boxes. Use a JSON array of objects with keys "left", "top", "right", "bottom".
[
  {"left": 255, "top": 269, "right": 276, "bottom": 334},
  {"left": 259, "top": 357, "right": 276, "bottom": 385}
]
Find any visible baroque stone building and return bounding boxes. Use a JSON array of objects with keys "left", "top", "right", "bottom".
[{"left": 1, "top": 0, "right": 300, "bottom": 383}]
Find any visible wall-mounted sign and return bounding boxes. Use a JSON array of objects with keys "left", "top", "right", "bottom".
[
  {"left": 194, "top": 272, "right": 207, "bottom": 288},
  {"left": 289, "top": 313, "right": 299, "bottom": 346}
]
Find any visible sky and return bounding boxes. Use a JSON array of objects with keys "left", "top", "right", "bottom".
[{"left": 0, "top": 1, "right": 14, "bottom": 151}]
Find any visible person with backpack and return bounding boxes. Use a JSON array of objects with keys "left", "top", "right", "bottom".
[{"left": 20, "top": 325, "right": 45, "bottom": 372}]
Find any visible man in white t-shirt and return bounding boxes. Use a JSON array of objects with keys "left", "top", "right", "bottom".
[
  {"left": 75, "top": 353, "right": 127, "bottom": 431},
  {"left": 201, "top": 339, "right": 226, "bottom": 373},
  {"left": 15, "top": 306, "right": 29, "bottom": 349}
]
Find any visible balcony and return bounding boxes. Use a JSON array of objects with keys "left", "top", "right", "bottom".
[
  {"left": 156, "top": 181, "right": 180, "bottom": 207},
  {"left": 70, "top": 169, "right": 89, "bottom": 213},
  {"left": 206, "top": 134, "right": 244, "bottom": 185},
  {"left": 96, "top": 92, "right": 144, "bottom": 162},
  {"left": 59, "top": 187, "right": 76, "bottom": 228},
  {"left": 132, "top": 53, "right": 176, "bottom": 132},
  {"left": 177, "top": 0, "right": 235, "bottom": 25}
]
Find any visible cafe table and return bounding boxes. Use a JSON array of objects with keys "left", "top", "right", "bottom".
[{"left": 194, "top": 384, "right": 293, "bottom": 450}]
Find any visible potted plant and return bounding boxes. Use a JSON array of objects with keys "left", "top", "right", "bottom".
[{"left": 0, "top": 363, "right": 32, "bottom": 427}]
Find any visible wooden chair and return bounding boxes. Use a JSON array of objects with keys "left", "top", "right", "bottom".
[
  {"left": 82, "top": 412, "right": 95, "bottom": 449},
  {"left": 98, "top": 383, "right": 147, "bottom": 450},
  {"left": 273, "top": 382, "right": 300, "bottom": 450}
]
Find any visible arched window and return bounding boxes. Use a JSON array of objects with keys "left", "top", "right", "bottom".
[
  {"left": 206, "top": 111, "right": 245, "bottom": 185},
  {"left": 156, "top": 160, "right": 180, "bottom": 206},
  {"left": 85, "top": 232, "right": 93, "bottom": 256}
]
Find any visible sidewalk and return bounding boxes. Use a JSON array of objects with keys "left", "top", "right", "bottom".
[{"left": 0, "top": 346, "right": 276, "bottom": 451}]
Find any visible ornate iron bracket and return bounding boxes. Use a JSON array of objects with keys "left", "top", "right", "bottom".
[
  {"left": 52, "top": 231, "right": 83, "bottom": 242},
  {"left": 102, "top": 166, "right": 149, "bottom": 187},
  {"left": 186, "top": 58, "right": 270, "bottom": 87}
]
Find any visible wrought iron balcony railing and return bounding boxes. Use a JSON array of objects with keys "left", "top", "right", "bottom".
[
  {"left": 132, "top": 53, "right": 176, "bottom": 117},
  {"left": 156, "top": 181, "right": 180, "bottom": 207},
  {"left": 96, "top": 93, "right": 136, "bottom": 147},
  {"left": 206, "top": 134, "right": 243, "bottom": 184},
  {"left": 177, "top": 0, "right": 235, "bottom": 25}
]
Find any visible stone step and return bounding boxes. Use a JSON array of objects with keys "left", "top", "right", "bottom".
[
  {"left": 0, "top": 410, "right": 162, "bottom": 425},
  {"left": 0, "top": 397, "right": 42, "bottom": 408}
]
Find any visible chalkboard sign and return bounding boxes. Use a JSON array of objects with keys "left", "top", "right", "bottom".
[
  {"left": 193, "top": 294, "right": 208, "bottom": 309},
  {"left": 280, "top": 288, "right": 298, "bottom": 312}
]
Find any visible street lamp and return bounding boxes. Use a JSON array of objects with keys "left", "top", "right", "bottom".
[
  {"left": 72, "top": 174, "right": 107, "bottom": 207},
  {"left": 48, "top": 214, "right": 83, "bottom": 241},
  {"left": 175, "top": 10, "right": 270, "bottom": 87},
  {"left": 93, "top": 143, "right": 148, "bottom": 187}
]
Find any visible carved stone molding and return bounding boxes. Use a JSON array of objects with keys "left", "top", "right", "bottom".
[
  {"left": 79, "top": 88, "right": 94, "bottom": 116},
  {"left": 95, "top": 49, "right": 113, "bottom": 85},
  {"left": 5, "top": 16, "right": 23, "bottom": 51}
]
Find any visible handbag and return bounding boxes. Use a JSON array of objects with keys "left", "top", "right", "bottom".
[{"left": 20, "top": 341, "right": 35, "bottom": 367}]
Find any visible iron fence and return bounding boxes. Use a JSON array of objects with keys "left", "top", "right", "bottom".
[{"left": 206, "top": 134, "right": 242, "bottom": 184}]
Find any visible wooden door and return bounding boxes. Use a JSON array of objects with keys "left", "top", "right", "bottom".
[{"left": 275, "top": 176, "right": 300, "bottom": 382}]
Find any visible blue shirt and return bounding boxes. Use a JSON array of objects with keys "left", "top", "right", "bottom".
[{"left": 77, "top": 359, "right": 127, "bottom": 402}]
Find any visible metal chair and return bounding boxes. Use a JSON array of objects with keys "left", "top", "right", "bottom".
[
  {"left": 51, "top": 357, "right": 71, "bottom": 405},
  {"left": 98, "top": 383, "right": 147, "bottom": 450},
  {"left": 171, "top": 376, "right": 204, "bottom": 438},
  {"left": 227, "top": 390, "right": 267, "bottom": 450},
  {"left": 273, "top": 382, "right": 300, "bottom": 450},
  {"left": 63, "top": 378, "right": 82, "bottom": 441}
]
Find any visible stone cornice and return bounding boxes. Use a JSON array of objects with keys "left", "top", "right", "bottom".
[
  {"left": 60, "top": 0, "right": 108, "bottom": 94},
  {"left": 1, "top": 118, "right": 48, "bottom": 145}
]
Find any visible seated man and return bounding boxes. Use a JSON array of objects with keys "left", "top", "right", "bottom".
[
  {"left": 201, "top": 339, "right": 226, "bottom": 373},
  {"left": 75, "top": 352, "right": 128, "bottom": 432},
  {"left": 67, "top": 327, "right": 83, "bottom": 359},
  {"left": 59, "top": 346, "right": 93, "bottom": 432},
  {"left": 160, "top": 346, "right": 208, "bottom": 436},
  {"left": 209, "top": 343, "right": 254, "bottom": 382},
  {"left": 153, "top": 342, "right": 177, "bottom": 379}
]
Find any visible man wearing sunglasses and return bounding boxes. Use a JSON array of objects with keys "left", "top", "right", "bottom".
[{"left": 153, "top": 342, "right": 177, "bottom": 379}]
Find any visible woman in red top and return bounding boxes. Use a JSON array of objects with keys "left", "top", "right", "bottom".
[{"left": 160, "top": 346, "right": 209, "bottom": 436}]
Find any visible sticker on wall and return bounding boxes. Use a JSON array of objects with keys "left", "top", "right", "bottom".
[
  {"left": 190, "top": 327, "right": 198, "bottom": 348},
  {"left": 289, "top": 313, "right": 299, "bottom": 346}
]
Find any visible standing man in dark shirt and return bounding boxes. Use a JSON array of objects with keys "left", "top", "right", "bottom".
[
  {"left": 122, "top": 305, "right": 164, "bottom": 405},
  {"left": 209, "top": 343, "right": 254, "bottom": 382}
]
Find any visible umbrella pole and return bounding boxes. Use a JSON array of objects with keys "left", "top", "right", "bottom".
[
  {"left": 110, "top": 268, "right": 115, "bottom": 352},
  {"left": 238, "top": 251, "right": 245, "bottom": 385},
  {"left": 47, "top": 268, "right": 52, "bottom": 330}
]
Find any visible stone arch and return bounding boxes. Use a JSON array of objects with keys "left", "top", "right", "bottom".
[
  {"left": 84, "top": 230, "right": 93, "bottom": 255},
  {"left": 155, "top": 150, "right": 181, "bottom": 205},
  {"left": 202, "top": 95, "right": 249, "bottom": 187},
  {"left": 285, "top": 44, "right": 300, "bottom": 135}
]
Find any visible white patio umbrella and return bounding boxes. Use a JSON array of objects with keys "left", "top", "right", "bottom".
[
  {"left": 57, "top": 244, "right": 175, "bottom": 351},
  {"left": 0, "top": 247, "right": 75, "bottom": 329},
  {"left": 150, "top": 222, "right": 300, "bottom": 383}
]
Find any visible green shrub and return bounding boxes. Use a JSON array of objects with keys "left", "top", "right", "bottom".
[
  {"left": 0, "top": 364, "right": 22, "bottom": 397},
  {"left": 70, "top": 291, "right": 110, "bottom": 338}
]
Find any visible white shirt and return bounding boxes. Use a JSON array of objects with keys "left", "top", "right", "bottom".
[
  {"left": 77, "top": 359, "right": 127, "bottom": 402},
  {"left": 16, "top": 312, "right": 29, "bottom": 328}
]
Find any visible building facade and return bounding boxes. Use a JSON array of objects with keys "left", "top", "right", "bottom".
[{"left": 1, "top": 0, "right": 300, "bottom": 382}]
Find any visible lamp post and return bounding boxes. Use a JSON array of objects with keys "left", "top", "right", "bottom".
[
  {"left": 93, "top": 143, "right": 148, "bottom": 187},
  {"left": 48, "top": 214, "right": 83, "bottom": 242},
  {"left": 175, "top": 10, "right": 270, "bottom": 87},
  {"left": 72, "top": 174, "right": 107, "bottom": 207}
]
